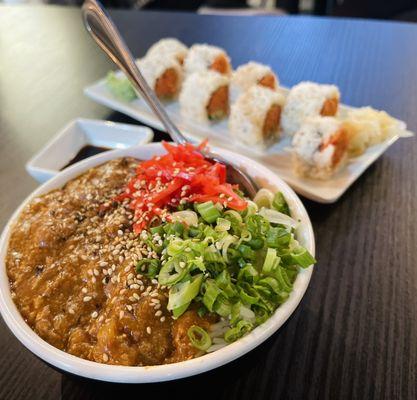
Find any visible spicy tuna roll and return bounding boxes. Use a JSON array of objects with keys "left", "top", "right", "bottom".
[
  {"left": 282, "top": 81, "right": 340, "bottom": 136},
  {"left": 137, "top": 54, "right": 183, "bottom": 100},
  {"left": 232, "top": 61, "right": 279, "bottom": 92},
  {"left": 292, "top": 116, "right": 349, "bottom": 180},
  {"left": 184, "top": 44, "right": 232, "bottom": 76},
  {"left": 179, "top": 70, "right": 229, "bottom": 123},
  {"left": 146, "top": 38, "right": 188, "bottom": 65},
  {"left": 229, "top": 85, "right": 285, "bottom": 147}
]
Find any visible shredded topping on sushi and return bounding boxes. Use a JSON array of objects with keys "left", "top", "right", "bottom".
[
  {"left": 292, "top": 116, "right": 348, "bottom": 179},
  {"left": 232, "top": 61, "right": 279, "bottom": 92},
  {"left": 146, "top": 38, "right": 188, "bottom": 64},
  {"left": 184, "top": 44, "right": 231, "bottom": 76},
  {"left": 179, "top": 70, "right": 230, "bottom": 123},
  {"left": 136, "top": 54, "right": 183, "bottom": 99},
  {"left": 229, "top": 86, "right": 285, "bottom": 147},
  {"left": 282, "top": 81, "right": 340, "bottom": 136}
]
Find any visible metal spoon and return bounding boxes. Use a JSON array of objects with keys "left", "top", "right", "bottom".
[{"left": 81, "top": 0, "right": 258, "bottom": 198}]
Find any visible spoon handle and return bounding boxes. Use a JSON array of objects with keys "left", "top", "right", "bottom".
[{"left": 82, "top": 0, "right": 187, "bottom": 145}]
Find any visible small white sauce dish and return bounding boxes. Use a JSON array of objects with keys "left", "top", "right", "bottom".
[
  {"left": 1, "top": 143, "right": 314, "bottom": 383},
  {"left": 25, "top": 118, "right": 154, "bottom": 183}
]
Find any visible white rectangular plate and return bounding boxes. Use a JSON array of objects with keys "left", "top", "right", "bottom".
[{"left": 84, "top": 79, "right": 410, "bottom": 203}]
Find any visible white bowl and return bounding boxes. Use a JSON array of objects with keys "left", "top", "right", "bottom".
[{"left": 0, "top": 143, "right": 315, "bottom": 383}]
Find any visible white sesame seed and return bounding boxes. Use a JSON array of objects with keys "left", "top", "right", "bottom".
[
  {"left": 103, "top": 353, "right": 109, "bottom": 362},
  {"left": 83, "top": 296, "right": 92, "bottom": 302},
  {"left": 146, "top": 327, "right": 152, "bottom": 334},
  {"left": 119, "top": 311, "right": 124, "bottom": 319},
  {"left": 133, "top": 293, "right": 140, "bottom": 300},
  {"left": 124, "top": 265, "right": 131, "bottom": 273},
  {"left": 99, "top": 261, "right": 108, "bottom": 267},
  {"left": 126, "top": 305, "right": 133, "bottom": 311},
  {"left": 160, "top": 316, "right": 165, "bottom": 322},
  {"left": 91, "top": 276, "right": 97, "bottom": 283},
  {"left": 155, "top": 310, "right": 162, "bottom": 317},
  {"left": 82, "top": 287, "right": 88, "bottom": 293},
  {"left": 91, "top": 311, "right": 98, "bottom": 319},
  {"left": 129, "top": 296, "right": 136, "bottom": 302},
  {"left": 68, "top": 308, "right": 75, "bottom": 315},
  {"left": 127, "top": 273, "right": 134, "bottom": 280},
  {"left": 93, "top": 269, "right": 100, "bottom": 276}
]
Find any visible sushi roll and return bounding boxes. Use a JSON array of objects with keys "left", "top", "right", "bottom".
[
  {"left": 146, "top": 38, "right": 188, "bottom": 65},
  {"left": 179, "top": 70, "right": 230, "bottom": 124},
  {"left": 137, "top": 54, "right": 183, "bottom": 100},
  {"left": 232, "top": 62, "right": 279, "bottom": 91},
  {"left": 229, "top": 85, "right": 285, "bottom": 147},
  {"left": 282, "top": 81, "right": 340, "bottom": 136},
  {"left": 292, "top": 116, "right": 349, "bottom": 180},
  {"left": 184, "top": 44, "right": 232, "bottom": 76}
]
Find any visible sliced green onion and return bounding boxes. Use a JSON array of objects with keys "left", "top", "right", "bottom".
[
  {"left": 238, "top": 244, "right": 256, "bottom": 261},
  {"left": 187, "top": 325, "right": 212, "bottom": 351},
  {"left": 214, "top": 296, "right": 232, "bottom": 317},
  {"left": 202, "top": 279, "right": 223, "bottom": 311},
  {"left": 135, "top": 259, "right": 160, "bottom": 278},
  {"left": 158, "top": 256, "right": 188, "bottom": 286},
  {"left": 244, "top": 200, "right": 258, "bottom": 217},
  {"left": 238, "top": 282, "right": 259, "bottom": 305},
  {"left": 196, "top": 201, "right": 221, "bottom": 223},
  {"left": 259, "top": 208, "right": 297, "bottom": 228},
  {"left": 224, "top": 320, "right": 253, "bottom": 343},
  {"left": 150, "top": 225, "right": 164, "bottom": 235},
  {"left": 215, "top": 218, "right": 231, "bottom": 232},
  {"left": 253, "top": 188, "right": 274, "bottom": 209},
  {"left": 237, "top": 263, "right": 259, "bottom": 283},
  {"left": 168, "top": 274, "right": 203, "bottom": 318},
  {"left": 283, "top": 246, "right": 316, "bottom": 268},
  {"left": 272, "top": 192, "right": 290, "bottom": 216},
  {"left": 262, "top": 248, "right": 280, "bottom": 275},
  {"left": 171, "top": 210, "right": 199, "bottom": 227},
  {"left": 266, "top": 227, "right": 291, "bottom": 248}
]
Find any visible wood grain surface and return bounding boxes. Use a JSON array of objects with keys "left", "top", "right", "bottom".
[{"left": 0, "top": 6, "right": 416, "bottom": 400}]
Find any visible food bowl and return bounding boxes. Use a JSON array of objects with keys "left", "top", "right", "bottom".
[{"left": 0, "top": 143, "right": 314, "bottom": 383}]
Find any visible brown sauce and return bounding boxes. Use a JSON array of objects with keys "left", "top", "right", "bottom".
[{"left": 6, "top": 158, "right": 213, "bottom": 366}]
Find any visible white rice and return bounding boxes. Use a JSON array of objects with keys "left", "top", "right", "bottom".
[
  {"left": 229, "top": 85, "right": 285, "bottom": 147},
  {"left": 232, "top": 61, "right": 279, "bottom": 92},
  {"left": 184, "top": 44, "right": 231, "bottom": 76},
  {"left": 292, "top": 116, "right": 347, "bottom": 179},
  {"left": 136, "top": 54, "right": 183, "bottom": 96},
  {"left": 281, "top": 81, "right": 340, "bottom": 136},
  {"left": 145, "top": 38, "right": 188, "bottom": 64},
  {"left": 179, "top": 70, "right": 229, "bottom": 124}
]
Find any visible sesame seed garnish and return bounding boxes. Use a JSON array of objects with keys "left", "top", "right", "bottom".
[
  {"left": 103, "top": 353, "right": 109, "bottom": 362},
  {"left": 119, "top": 311, "right": 124, "bottom": 319},
  {"left": 83, "top": 296, "right": 92, "bottom": 302},
  {"left": 99, "top": 261, "right": 108, "bottom": 267},
  {"left": 146, "top": 327, "right": 152, "bottom": 334},
  {"left": 91, "top": 311, "right": 98, "bottom": 319},
  {"left": 82, "top": 287, "right": 88, "bottom": 293},
  {"left": 133, "top": 293, "right": 140, "bottom": 300},
  {"left": 160, "top": 316, "right": 165, "bottom": 322},
  {"left": 155, "top": 310, "right": 162, "bottom": 317},
  {"left": 68, "top": 308, "right": 75, "bottom": 315},
  {"left": 124, "top": 265, "right": 131, "bottom": 273}
]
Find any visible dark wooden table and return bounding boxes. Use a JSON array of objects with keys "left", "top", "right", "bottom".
[{"left": 1, "top": 5, "right": 416, "bottom": 400}]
